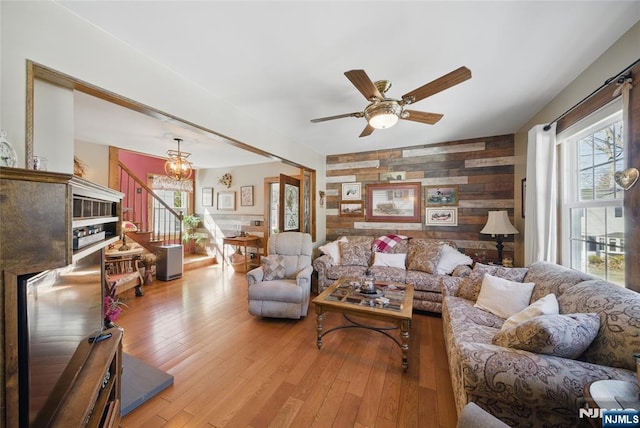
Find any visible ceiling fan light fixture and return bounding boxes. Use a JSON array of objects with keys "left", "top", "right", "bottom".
[
  {"left": 365, "top": 100, "right": 402, "bottom": 129},
  {"left": 164, "top": 138, "right": 193, "bottom": 181}
]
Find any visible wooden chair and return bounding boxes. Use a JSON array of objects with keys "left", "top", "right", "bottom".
[{"left": 105, "top": 252, "right": 144, "bottom": 297}]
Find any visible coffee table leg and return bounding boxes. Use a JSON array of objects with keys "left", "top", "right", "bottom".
[
  {"left": 400, "top": 320, "right": 410, "bottom": 372},
  {"left": 316, "top": 312, "right": 324, "bottom": 349}
]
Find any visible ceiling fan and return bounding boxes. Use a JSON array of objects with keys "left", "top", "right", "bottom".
[{"left": 310, "top": 66, "right": 472, "bottom": 137}]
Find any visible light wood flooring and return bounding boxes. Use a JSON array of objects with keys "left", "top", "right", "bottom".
[{"left": 118, "top": 263, "right": 458, "bottom": 427}]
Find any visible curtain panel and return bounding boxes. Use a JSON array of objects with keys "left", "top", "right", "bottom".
[{"left": 524, "top": 123, "right": 557, "bottom": 266}]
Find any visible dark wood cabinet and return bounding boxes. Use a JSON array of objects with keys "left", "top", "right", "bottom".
[{"left": 0, "top": 167, "right": 124, "bottom": 427}]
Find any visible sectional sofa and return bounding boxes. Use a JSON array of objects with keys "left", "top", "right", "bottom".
[
  {"left": 441, "top": 261, "right": 640, "bottom": 427},
  {"left": 312, "top": 235, "right": 472, "bottom": 313}
]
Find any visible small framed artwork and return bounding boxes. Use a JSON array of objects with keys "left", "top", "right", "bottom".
[
  {"left": 339, "top": 200, "right": 364, "bottom": 217},
  {"left": 341, "top": 182, "right": 361, "bottom": 200},
  {"left": 241, "top": 185, "right": 254, "bottom": 206},
  {"left": 366, "top": 182, "right": 421, "bottom": 223},
  {"left": 217, "top": 191, "right": 236, "bottom": 211},
  {"left": 379, "top": 171, "right": 406, "bottom": 181},
  {"left": 425, "top": 185, "right": 458, "bottom": 206},
  {"left": 202, "top": 187, "right": 213, "bottom": 207},
  {"left": 425, "top": 207, "right": 458, "bottom": 226}
]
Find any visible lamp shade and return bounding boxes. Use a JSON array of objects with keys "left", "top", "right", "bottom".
[
  {"left": 122, "top": 220, "right": 138, "bottom": 233},
  {"left": 480, "top": 211, "right": 519, "bottom": 236}
]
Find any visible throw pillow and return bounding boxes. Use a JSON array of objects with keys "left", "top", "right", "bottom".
[
  {"left": 500, "top": 293, "right": 559, "bottom": 331},
  {"left": 338, "top": 241, "right": 370, "bottom": 266},
  {"left": 372, "top": 252, "right": 407, "bottom": 269},
  {"left": 261, "top": 255, "right": 286, "bottom": 281},
  {"left": 456, "top": 263, "right": 530, "bottom": 302},
  {"left": 474, "top": 274, "right": 535, "bottom": 319},
  {"left": 492, "top": 313, "right": 600, "bottom": 359},
  {"left": 318, "top": 237, "right": 348, "bottom": 264},
  {"left": 405, "top": 241, "right": 441, "bottom": 274},
  {"left": 435, "top": 244, "right": 473, "bottom": 275}
]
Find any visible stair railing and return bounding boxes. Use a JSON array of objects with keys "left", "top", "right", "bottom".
[{"left": 117, "top": 161, "right": 183, "bottom": 246}]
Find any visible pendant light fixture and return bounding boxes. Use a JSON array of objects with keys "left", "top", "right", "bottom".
[{"left": 164, "top": 138, "right": 193, "bottom": 181}]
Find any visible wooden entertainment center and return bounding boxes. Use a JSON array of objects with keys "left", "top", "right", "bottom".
[{"left": 0, "top": 167, "right": 124, "bottom": 427}]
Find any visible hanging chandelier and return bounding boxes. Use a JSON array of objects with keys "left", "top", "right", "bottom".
[{"left": 164, "top": 138, "right": 193, "bottom": 181}]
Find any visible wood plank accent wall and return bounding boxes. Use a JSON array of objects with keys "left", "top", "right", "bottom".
[{"left": 325, "top": 134, "right": 517, "bottom": 263}]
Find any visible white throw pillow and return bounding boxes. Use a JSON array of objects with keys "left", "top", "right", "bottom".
[
  {"left": 372, "top": 252, "right": 407, "bottom": 269},
  {"left": 474, "top": 274, "right": 535, "bottom": 319},
  {"left": 500, "top": 293, "right": 559, "bottom": 331},
  {"left": 318, "top": 237, "right": 348, "bottom": 264},
  {"left": 435, "top": 244, "right": 473, "bottom": 275}
]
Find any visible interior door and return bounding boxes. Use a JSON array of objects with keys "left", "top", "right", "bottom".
[{"left": 279, "top": 174, "right": 301, "bottom": 233}]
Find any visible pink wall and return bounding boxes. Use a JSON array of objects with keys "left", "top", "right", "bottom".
[{"left": 117, "top": 150, "right": 194, "bottom": 228}]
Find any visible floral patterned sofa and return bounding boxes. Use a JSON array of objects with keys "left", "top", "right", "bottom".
[
  {"left": 312, "top": 235, "right": 472, "bottom": 313},
  {"left": 441, "top": 261, "right": 640, "bottom": 427}
]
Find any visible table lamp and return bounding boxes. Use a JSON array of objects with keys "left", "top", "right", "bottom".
[
  {"left": 480, "top": 211, "right": 519, "bottom": 264},
  {"left": 118, "top": 220, "right": 138, "bottom": 251}
]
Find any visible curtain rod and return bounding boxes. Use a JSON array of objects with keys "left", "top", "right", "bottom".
[{"left": 543, "top": 58, "right": 639, "bottom": 131}]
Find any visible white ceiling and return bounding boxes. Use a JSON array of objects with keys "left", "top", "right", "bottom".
[{"left": 60, "top": 1, "right": 640, "bottom": 168}]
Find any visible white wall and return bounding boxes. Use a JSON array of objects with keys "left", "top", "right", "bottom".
[
  {"left": 195, "top": 161, "right": 299, "bottom": 216},
  {"left": 0, "top": 1, "right": 326, "bottom": 243},
  {"left": 74, "top": 140, "right": 110, "bottom": 187},
  {"left": 33, "top": 80, "right": 74, "bottom": 173}
]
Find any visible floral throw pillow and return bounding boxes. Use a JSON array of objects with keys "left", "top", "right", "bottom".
[
  {"left": 261, "top": 255, "right": 286, "bottom": 281},
  {"left": 456, "top": 263, "right": 529, "bottom": 301},
  {"left": 492, "top": 313, "right": 600, "bottom": 359},
  {"left": 338, "top": 242, "right": 370, "bottom": 266},
  {"left": 405, "top": 241, "right": 441, "bottom": 274}
]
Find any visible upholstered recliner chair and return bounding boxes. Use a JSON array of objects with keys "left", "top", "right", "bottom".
[{"left": 246, "top": 232, "right": 313, "bottom": 319}]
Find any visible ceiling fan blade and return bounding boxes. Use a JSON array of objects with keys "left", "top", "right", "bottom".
[
  {"left": 310, "top": 112, "right": 362, "bottom": 123},
  {"left": 359, "top": 124, "right": 375, "bottom": 138},
  {"left": 402, "top": 110, "right": 444, "bottom": 125},
  {"left": 402, "top": 66, "right": 472, "bottom": 104},
  {"left": 345, "top": 69, "right": 383, "bottom": 100}
]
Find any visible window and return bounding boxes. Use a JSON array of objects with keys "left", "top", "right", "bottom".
[
  {"left": 153, "top": 189, "right": 188, "bottom": 234},
  {"left": 560, "top": 101, "right": 625, "bottom": 286}
]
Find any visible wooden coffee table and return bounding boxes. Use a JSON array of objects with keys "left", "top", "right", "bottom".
[{"left": 312, "top": 278, "right": 414, "bottom": 371}]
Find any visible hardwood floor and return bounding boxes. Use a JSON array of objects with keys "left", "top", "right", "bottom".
[{"left": 118, "top": 264, "right": 458, "bottom": 428}]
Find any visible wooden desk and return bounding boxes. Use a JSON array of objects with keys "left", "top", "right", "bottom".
[{"left": 222, "top": 235, "right": 260, "bottom": 272}]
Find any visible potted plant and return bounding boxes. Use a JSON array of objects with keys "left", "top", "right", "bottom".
[{"left": 182, "top": 214, "right": 202, "bottom": 253}]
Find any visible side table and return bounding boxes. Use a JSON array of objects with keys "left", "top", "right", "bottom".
[
  {"left": 222, "top": 235, "right": 260, "bottom": 272},
  {"left": 583, "top": 379, "right": 640, "bottom": 427}
]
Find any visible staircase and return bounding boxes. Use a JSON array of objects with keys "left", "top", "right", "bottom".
[{"left": 117, "top": 161, "right": 183, "bottom": 253}]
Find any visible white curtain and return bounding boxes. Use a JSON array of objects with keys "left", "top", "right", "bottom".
[{"left": 524, "top": 123, "right": 557, "bottom": 266}]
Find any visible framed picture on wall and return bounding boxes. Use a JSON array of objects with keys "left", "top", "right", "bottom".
[
  {"left": 379, "top": 171, "right": 406, "bottom": 181},
  {"left": 202, "top": 187, "right": 213, "bottom": 207},
  {"left": 217, "top": 191, "right": 236, "bottom": 211},
  {"left": 341, "top": 182, "right": 361, "bottom": 200},
  {"left": 425, "top": 207, "right": 458, "bottom": 226},
  {"left": 339, "top": 200, "right": 364, "bottom": 217},
  {"left": 366, "top": 182, "right": 421, "bottom": 223},
  {"left": 240, "top": 185, "right": 254, "bottom": 206},
  {"left": 425, "top": 185, "right": 458, "bottom": 206}
]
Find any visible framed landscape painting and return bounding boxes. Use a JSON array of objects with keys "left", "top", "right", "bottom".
[
  {"left": 366, "top": 182, "right": 421, "bottom": 223},
  {"left": 425, "top": 185, "right": 458, "bottom": 206},
  {"left": 339, "top": 200, "right": 364, "bottom": 217}
]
